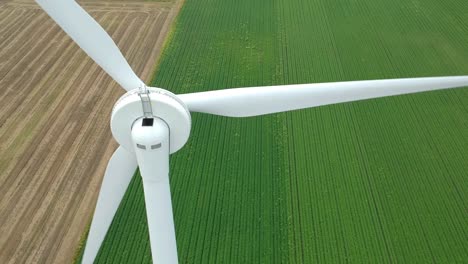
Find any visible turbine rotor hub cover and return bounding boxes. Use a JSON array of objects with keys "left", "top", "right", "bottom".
[{"left": 111, "top": 87, "right": 191, "bottom": 154}]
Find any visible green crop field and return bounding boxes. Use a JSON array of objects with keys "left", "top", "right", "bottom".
[{"left": 77, "top": 0, "right": 468, "bottom": 262}]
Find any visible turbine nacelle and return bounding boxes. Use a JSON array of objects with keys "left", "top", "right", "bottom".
[{"left": 111, "top": 87, "right": 192, "bottom": 154}]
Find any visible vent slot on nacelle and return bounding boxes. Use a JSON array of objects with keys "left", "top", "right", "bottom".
[
  {"left": 136, "top": 144, "right": 146, "bottom": 150},
  {"left": 151, "top": 143, "right": 162, "bottom": 149}
]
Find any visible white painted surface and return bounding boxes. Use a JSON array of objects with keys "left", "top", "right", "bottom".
[
  {"left": 132, "top": 118, "right": 179, "bottom": 264},
  {"left": 179, "top": 76, "right": 468, "bottom": 117},
  {"left": 82, "top": 147, "right": 137, "bottom": 264},
  {"left": 111, "top": 88, "right": 191, "bottom": 154},
  {"left": 35, "top": 0, "right": 144, "bottom": 91}
]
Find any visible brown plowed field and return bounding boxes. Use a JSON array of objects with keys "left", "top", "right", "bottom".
[{"left": 0, "top": 0, "right": 180, "bottom": 263}]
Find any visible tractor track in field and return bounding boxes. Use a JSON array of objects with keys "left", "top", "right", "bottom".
[{"left": 0, "top": 0, "right": 181, "bottom": 263}]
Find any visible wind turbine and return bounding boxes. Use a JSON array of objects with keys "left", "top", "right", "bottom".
[{"left": 34, "top": 0, "right": 468, "bottom": 263}]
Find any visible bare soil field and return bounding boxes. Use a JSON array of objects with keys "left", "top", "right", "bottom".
[{"left": 0, "top": 0, "right": 181, "bottom": 263}]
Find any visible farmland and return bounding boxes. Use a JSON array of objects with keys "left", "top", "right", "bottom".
[
  {"left": 0, "top": 0, "right": 181, "bottom": 263},
  {"left": 76, "top": 0, "right": 468, "bottom": 263}
]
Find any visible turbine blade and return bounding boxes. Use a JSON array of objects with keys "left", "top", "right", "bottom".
[
  {"left": 35, "top": 0, "right": 144, "bottom": 91},
  {"left": 141, "top": 178, "right": 178, "bottom": 264},
  {"left": 82, "top": 146, "right": 137, "bottom": 264},
  {"left": 179, "top": 76, "right": 468, "bottom": 117}
]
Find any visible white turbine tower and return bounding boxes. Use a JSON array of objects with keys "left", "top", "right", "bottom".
[{"left": 34, "top": 0, "right": 468, "bottom": 263}]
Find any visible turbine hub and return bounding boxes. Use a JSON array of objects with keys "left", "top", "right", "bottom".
[{"left": 111, "top": 87, "right": 191, "bottom": 154}]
